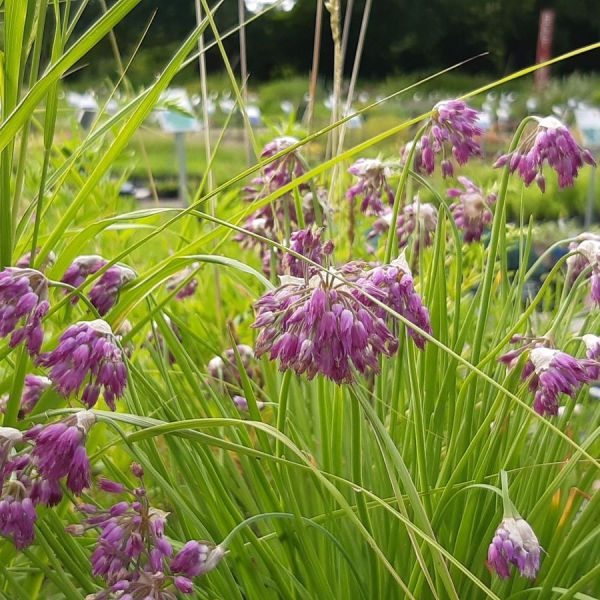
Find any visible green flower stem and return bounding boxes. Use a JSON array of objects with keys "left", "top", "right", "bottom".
[
  {"left": 384, "top": 125, "right": 427, "bottom": 264},
  {"left": 275, "top": 370, "right": 293, "bottom": 460}
]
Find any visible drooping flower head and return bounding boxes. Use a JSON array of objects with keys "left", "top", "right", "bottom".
[
  {"left": 170, "top": 540, "right": 225, "bottom": 578},
  {"left": 207, "top": 344, "right": 257, "bottom": 388},
  {"left": 447, "top": 176, "right": 496, "bottom": 243},
  {"left": 493, "top": 116, "right": 596, "bottom": 191},
  {"left": 0, "top": 374, "right": 53, "bottom": 417},
  {"left": 259, "top": 136, "right": 307, "bottom": 188},
  {"left": 351, "top": 254, "right": 432, "bottom": 349},
  {"left": 0, "top": 267, "right": 49, "bottom": 355},
  {"left": 346, "top": 158, "right": 395, "bottom": 215},
  {"left": 582, "top": 334, "right": 600, "bottom": 380},
  {"left": 396, "top": 198, "right": 438, "bottom": 251},
  {"left": 89, "top": 265, "right": 136, "bottom": 316},
  {"left": 414, "top": 100, "right": 484, "bottom": 177},
  {"left": 527, "top": 347, "right": 594, "bottom": 417},
  {"left": 37, "top": 319, "right": 127, "bottom": 410},
  {"left": 570, "top": 239, "right": 600, "bottom": 303},
  {"left": 281, "top": 227, "right": 334, "bottom": 279},
  {"left": 0, "top": 427, "right": 23, "bottom": 487},
  {"left": 488, "top": 517, "right": 541, "bottom": 579},
  {"left": 70, "top": 463, "right": 173, "bottom": 587},
  {"left": 28, "top": 411, "right": 96, "bottom": 493},
  {"left": 15, "top": 249, "right": 56, "bottom": 271},
  {"left": 61, "top": 255, "right": 108, "bottom": 301},
  {"left": 252, "top": 271, "right": 398, "bottom": 384},
  {"left": 166, "top": 263, "right": 199, "bottom": 300}
]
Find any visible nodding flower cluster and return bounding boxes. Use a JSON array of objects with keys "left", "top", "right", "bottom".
[
  {"left": 251, "top": 254, "right": 431, "bottom": 384},
  {"left": 61, "top": 255, "right": 136, "bottom": 316},
  {"left": 499, "top": 335, "right": 598, "bottom": 416},
  {"left": 1, "top": 412, "right": 96, "bottom": 549},
  {"left": 234, "top": 138, "right": 331, "bottom": 277},
  {"left": 488, "top": 517, "right": 541, "bottom": 579},
  {"left": 493, "top": 116, "right": 596, "bottom": 191},
  {"left": 68, "top": 463, "right": 224, "bottom": 599},
  {"left": 346, "top": 158, "right": 395, "bottom": 216}
]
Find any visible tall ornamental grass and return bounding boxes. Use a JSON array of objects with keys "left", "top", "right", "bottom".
[{"left": 0, "top": 2, "right": 599, "bottom": 599}]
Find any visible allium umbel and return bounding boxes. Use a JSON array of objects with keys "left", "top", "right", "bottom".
[
  {"left": 170, "top": 540, "right": 225, "bottom": 578},
  {"left": 0, "top": 267, "right": 49, "bottom": 355},
  {"left": 396, "top": 199, "right": 438, "bottom": 251},
  {"left": 252, "top": 271, "right": 398, "bottom": 384},
  {"left": 29, "top": 411, "right": 96, "bottom": 494},
  {"left": 62, "top": 255, "right": 108, "bottom": 301},
  {"left": 493, "top": 116, "right": 596, "bottom": 190},
  {"left": 414, "top": 100, "right": 483, "bottom": 177},
  {"left": 37, "top": 319, "right": 127, "bottom": 410},
  {"left": 346, "top": 158, "right": 394, "bottom": 215},
  {"left": 447, "top": 176, "right": 496, "bottom": 243},
  {"left": 281, "top": 227, "right": 334, "bottom": 278},
  {"left": 571, "top": 239, "right": 600, "bottom": 303},
  {"left": 89, "top": 265, "right": 136, "bottom": 316},
  {"left": 527, "top": 347, "right": 594, "bottom": 417},
  {"left": 488, "top": 517, "right": 541, "bottom": 579},
  {"left": 0, "top": 374, "right": 52, "bottom": 416}
]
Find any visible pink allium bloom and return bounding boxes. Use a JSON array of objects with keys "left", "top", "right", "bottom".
[
  {"left": 1, "top": 374, "right": 53, "bottom": 417},
  {"left": 351, "top": 255, "right": 432, "bottom": 349},
  {"left": 89, "top": 265, "right": 136, "bottom": 316},
  {"left": 488, "top": 517, "right": 541, "bottom": 579},
  {"left": 37, "top": 319, "right": 127, "bottom": 410},
  {"left": 582, "top": 334, "right": 600, "bottom": 380},
  {"left": 166, "top": 263, "right": 199, "bottom": 300},
  {"left": 571, "top": 239, "right": 600, "bottom": 303},
  {"left": 252, "top": 271, "right": 398, "bottom": 384},
  {"left": 527, "top": 348, "right": 594, "bottom": 416},
  {"left": 346, "top": 158, "right": 395, "bottom": 215},
  {"left": 232, "top": 395, "right": 265, "bottom": 411},
  {"left": 61, "top": 255, "right": 108, "bottom": 303},
  {"left": 0, "top": 492, "right": 37, "bottom": 550},
  {"left": 260, "top": 136, "right": 307, "bottom": 187},
  {"left": 493, "top": 116, "right": 596, "bottom": 190},
  {"left": 70, "top": 464, "right": 172, "bottom": 587},
  {"left": 446, "top": 176, "right": 496, "bottom": 243},
  {"left": 396, "top": 199, "right": 438, "bottom": 251},
  {"left": 281, "top": 227, "right": 334, "bottom": 278},
  {"left": 170, "top": 540, "right": 225, "bottom": 578},
  {"left": 415, "top": 100, "right": 483, "bottom": 177},
  {"left": 29, "top": 411, "right": 96, "bottom": 494},
  {"left": 15, "top": 249, "right": 56, "bottom": 271},
  {"left": 0, "top": 267, "right": 49, "bottom": 355},
  {"left": 0, "top": 427, "right": 23, "bottom": 488}
]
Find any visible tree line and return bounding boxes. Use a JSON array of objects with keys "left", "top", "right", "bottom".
[{"left": 74, "top": 0, "right": 600, "bottom": 83}]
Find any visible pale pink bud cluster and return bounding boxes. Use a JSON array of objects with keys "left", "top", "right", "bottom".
[
  {"left": 396, "top": 199, "right": 438, "bottom": 251},
  {"left": 346, "top": 158, "right": 395, "bottom": 215},
  {"left": 446, "top": 176, "right": 496, "bottom": 243},
  {"left": 166, "top": 263, "right": 199, "bottom": 300},
  {"left": 0, "top": 374, "right": 52, "bottom": 417},
  {"left": 493, "top": 116, "right": 596, "bottom": 190},
  {"left": 15, "top": 249, "right": 56, "bottom": 271}
]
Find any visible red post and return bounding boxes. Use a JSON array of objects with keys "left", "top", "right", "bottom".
[{"left": 535, "top": 9, "right": 556, "bottom": 91}]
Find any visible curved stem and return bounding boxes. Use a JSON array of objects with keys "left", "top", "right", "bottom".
[{"left": 275, "top": 370, "right": 293, "bottom": 459}]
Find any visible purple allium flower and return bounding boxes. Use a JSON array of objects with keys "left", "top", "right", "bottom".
[
  {"left": 0, "top": 492, "right": 37, "bottom": 550},
  {"left": 232, "top": 395, "right": 265, "bottom": 411},
  {"left": 0, "top": 267, "right": 49, "bottom": 355},
  {"left": 582, "top": 334, "right": 600, "bottom": 381},
  {"left": 281, "top": 227, "right": 334, "bottom": 278},
  {"left": 170, "top": 540, "right": 225, "bottom": 578},
  {"left": 493, "top": 116, "right": 596, "bottom": 190},
  {"left": 351, "top": 254, "right": 432, "bottom": 349},
  {"left": 86, "top": 571, "right": 184, "bottom": 600},
  {"left": 72, "top": 468, "right": 172, "bottom": 586},
  {"left": 166, "top": 263, "right": 199, "bottom": 300},
  {"left": 88, "top": 265, "right": 136, "bottom": 316},
  {"left": 488, "top": 517, "right": 541, "bottom": 579},
  {"left": 260, "top": 136, "right": 307, "bottom": 187},
  {"left": 37, "top": 319, "right": 127, "bottom": 410},
  {"left": 1, "top": 374, "right": 53, "bottom": 417},
  {"left": 61, "top": 255, "right": 108, "bottom": 303},
  {"left": 396, "top": 198, "right": 438, "bottom": 251},
  {"left": 29, "top": 411, "right": 96, "bottom": 493},
  {"left": 0, "top": 427, "right": 23, "bottom": 487},
  {"left": 346, "top": 158, "right": 395, "bottom": 215},
  {"left": 527, "top": 348, "right": 594, "bottom": 417},
  {"left": 15, "top": 249, "right": 56, "bottom": 271},
  {"left": 414, "top": 100, "right": 483, "bottom": 177},
  {"left": 207, "top": 344, "right": 256, "bottom": 386},
  {"left": 571, "top": 239, "right": 600, "bottom": 303},
  {"left": 252, "top": 271, "right": 398, "bottom": 384},
  {"left": 446, "top": 176, "right": 496, "bottom": 243}
]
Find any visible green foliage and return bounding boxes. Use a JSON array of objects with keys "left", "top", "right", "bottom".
[{"left": 0, "top": 3, "right": 599, "bottom": 600}]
